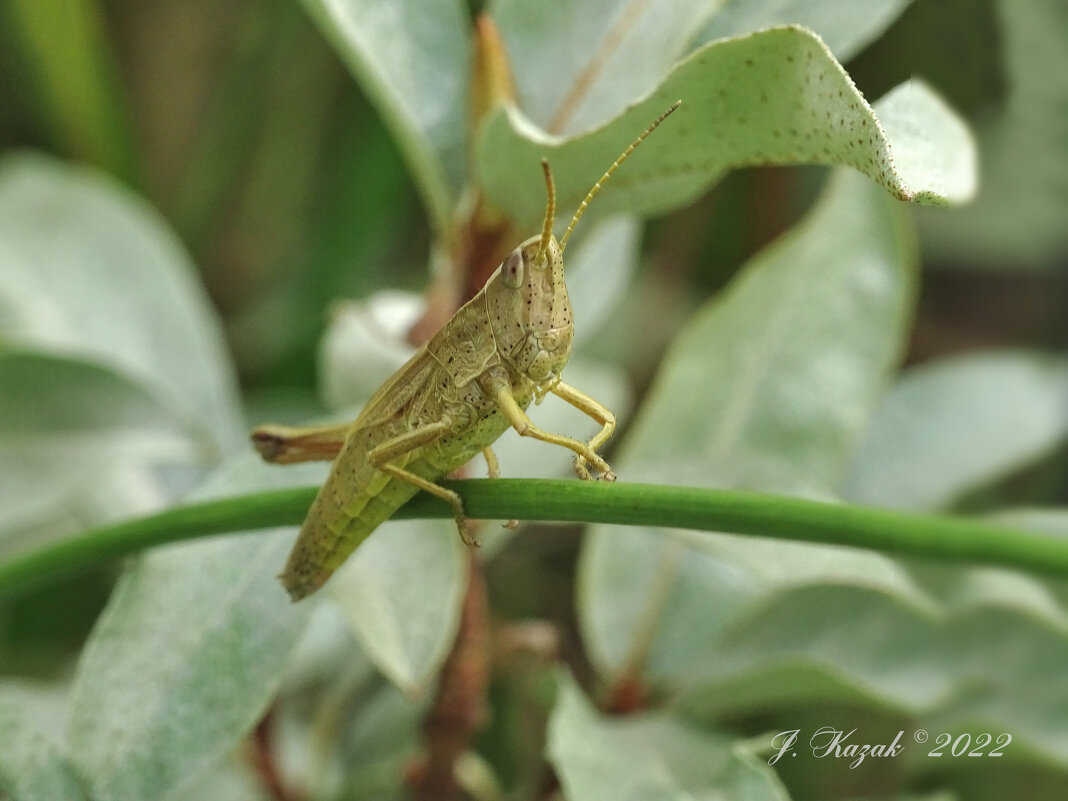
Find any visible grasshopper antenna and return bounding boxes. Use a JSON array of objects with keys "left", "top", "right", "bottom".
[
  {"left": 559, "top": 99, "right": 681, "bottom": 252},
  {"left": 535, "top": 158, "right": 556, "bottom": 265}
]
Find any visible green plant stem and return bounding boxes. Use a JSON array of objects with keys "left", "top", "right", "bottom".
[{"left": 1, "top": 479, "right": 1066, "bottom": 600}]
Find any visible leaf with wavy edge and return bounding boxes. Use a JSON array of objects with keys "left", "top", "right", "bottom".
[{"left": 478, "top": 26, "right": 975, "bottom": 232}]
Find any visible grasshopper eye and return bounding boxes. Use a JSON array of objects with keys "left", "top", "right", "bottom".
[{"left": 501, "top": 250, "right": 524, "bottom": 289}]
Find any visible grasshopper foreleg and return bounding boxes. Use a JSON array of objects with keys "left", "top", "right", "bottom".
[
  {"left": 488, "top": 378, "right": 616, "bottom": 481},
  {"left": 550, "top": 382, "right": 617, "bottom": 481},
  {"left": 251, "top": 422, "right": 349, "bottom": 464},
  {"left": 366, "top": 421, "right": 478, "bottom": 547}
]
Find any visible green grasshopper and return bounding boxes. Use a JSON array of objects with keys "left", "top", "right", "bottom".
[{"left": 252, "top": 101, "right": 680, "bottom": 601}]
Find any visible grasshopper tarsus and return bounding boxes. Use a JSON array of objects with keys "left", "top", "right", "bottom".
[{"left": 256, "top": 102, "right": 680, "bottom": 599}]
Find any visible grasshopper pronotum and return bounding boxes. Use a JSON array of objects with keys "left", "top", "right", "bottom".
[{"left": 252, "top": 101, "right": 680, "bottom": 600}]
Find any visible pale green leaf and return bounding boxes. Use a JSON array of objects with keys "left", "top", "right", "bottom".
[
  {"left": 988, "top": 509, "right": 1068, "bottom": 537},
  {"left": 165, "top": 760, "right": 268, "bottom": 801},
  {"left": 0, "top": 351, "right": 201, "bottom": 554},
  {"left": 874, "top": 79, "right": 977, "bottom": 205},
  {"left": 675, "top": 585, "right": 1068, "bottom": 770},
  {"left": 300, "top": 0, "right": 470, "bottom": 235},
  {"left": 841, "top": 352, "right": 1068, "bottom": 511},
  {"left": 491, "top": 0, "right": 726, "bottom": 135},
  {"left": 478, "top": 28, "right": 976, "bottom": 232},
  {"left": 619, "top": 169, "right": 916, "bottom": 491},
  {"left": 0, "top": 685, "right": 86, "bottom": 801},
  {"left": 697, "top": 0, "right": 915, "bottom": 61},
  {"left": 0, "top": 153, "right": 241, "bottom": 451},
  {"left": 579, "top": 170, "right": 919, "bottom": 681},
  {"left": 318, "top": 291, "right": 424, "bottom": 412},
  {"left": 332, "top": 679, "right": 430, "bottom": 799},
  {"left": 330, "top": 518, "right": 466, "bottom": 696},
  {"left": 64, "top": 456, "right": 321, "bottom": 801},
  {"left": 564, "top": 216, "right": 642, "bottom": 345},
  {"left": 548, "top": 673, "right": 789, "bottom": 801},
  {"left": 934, "top": 608, "right": 1068, "bottom": 765},
  {"left": 677, "top": 585, "right": 954, "bottom": 718}
]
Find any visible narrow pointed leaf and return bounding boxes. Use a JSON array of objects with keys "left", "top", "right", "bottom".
[{"left": 300, "top": 0, "right": 470, "bottom": 235}]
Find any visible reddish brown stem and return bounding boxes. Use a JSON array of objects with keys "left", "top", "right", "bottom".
[
  {"left": 409, "top": 550, "right": 491, "bottom": 801},
  {"left": 250, "top": 710, "right": 302, "bottom": 801}
]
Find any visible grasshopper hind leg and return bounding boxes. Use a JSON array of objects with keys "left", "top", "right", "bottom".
[
  {"left": 365, "top": 420, "right": 479, "bottom": 547},
  {"left": 250, "top": 422, "right": 349, "bottom": 464}
]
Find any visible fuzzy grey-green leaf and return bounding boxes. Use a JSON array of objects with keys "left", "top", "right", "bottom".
[
  {"left": 548, "top": 673, "right": 790, "bottom": 801},
  {"left": 64, "top": 457, "right": 320, "bottom": 801},
  {"left": 842, "top": 351, "right": 1068, "bottom": 511},
  {"left": 0, "top": 153, "right": 241, "bottom": 452},
  {"left": 580, "top": 169, "right": 918, "bottom": 681},
  {"left": 330, "top": 518, "right": 466, "bottom": 696},
  {"left": 0, "top": 686, "right": 86, "bottom": 801}
]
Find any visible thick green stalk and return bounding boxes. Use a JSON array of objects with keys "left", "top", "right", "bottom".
[{"left": 1, "top": 479, "right": 1066, "bottom": 601}]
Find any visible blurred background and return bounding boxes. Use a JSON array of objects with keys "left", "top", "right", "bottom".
[{"left": 1, "top": 2, "right": 1067, "bottom": 797}]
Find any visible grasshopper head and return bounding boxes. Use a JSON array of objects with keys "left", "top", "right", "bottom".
[
  {"left": 485, "top": 227, "right": 574, "bottom": 388},
  {"left": 485, "top": 100, "right": 681, "bottom": 390}
]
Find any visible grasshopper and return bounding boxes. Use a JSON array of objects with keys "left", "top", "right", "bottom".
[{"left": 252, "top": 101, "right": 680, "bottom": 601}]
